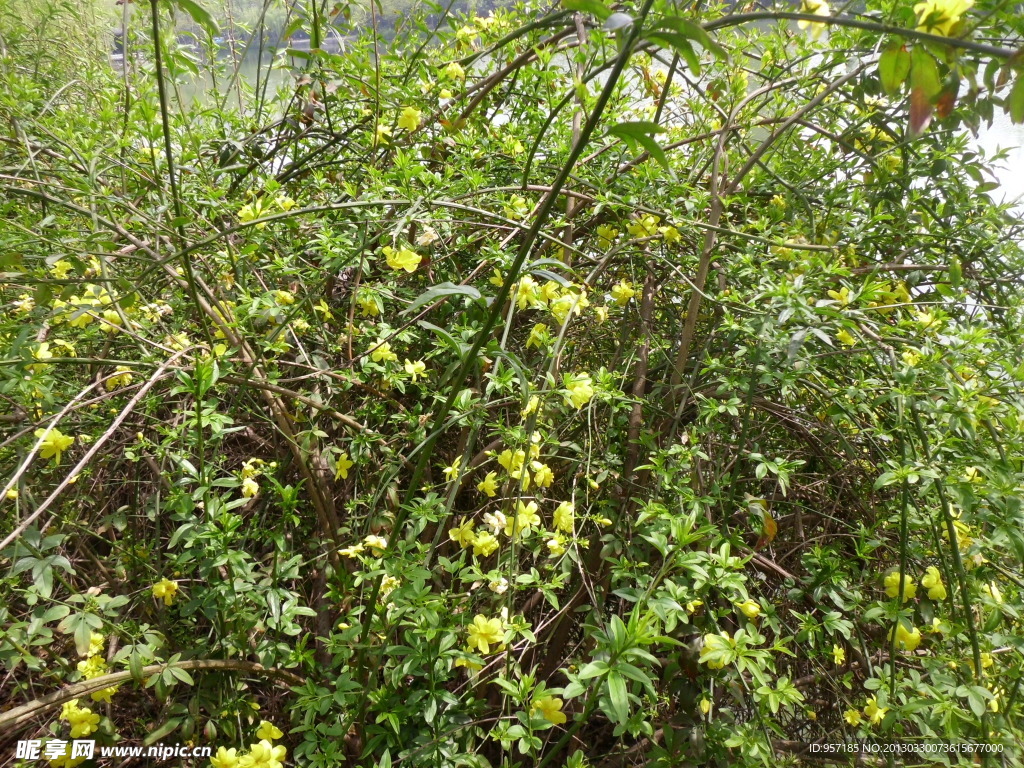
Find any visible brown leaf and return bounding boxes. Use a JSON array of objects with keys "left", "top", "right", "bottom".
[
  {"left": 936, "top": 89, "right": 957, "bottom": 119},
  {"left": 910, "top": 85, "right": 934, "bottom": 137}
]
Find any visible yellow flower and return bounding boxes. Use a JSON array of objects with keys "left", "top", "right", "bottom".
[
  {"left": 370, "top": 342, "right": 399, "bottom": 363},
  {"left": 488, "top": 268, "right": 504, "bottom": 287},
  {"left": 404, "top": 359, "right": 426, "bottom": 382},
  {"left": 685, "top": 599, "right": 703, "bottom": 614},
  {"left": 357, "top": 292, "right": 381, "bottom": 316},
  {"left": 546, "top": 536, "right": 567, "bottom": 556},
  {"left": 531, "top": 695, "right": 567, "bottom": 725},
  {"left": 443, "top": 61, "right": 466, "bottom": 80},
  {"left": 256, "top": 721, "right": 283, "bottom": 741},
  {"left": 85, "top": 631, "right": 105, "bottom": 657},
  {"left": 443, "top": 457, "right": 462, "bottom": 482},
  {"left": 50, "top": 259, "right": 75, "bottom": 279},
  {"left": 77, "top": 655, "right": 107, "bottom": 679},
  {"left": 892, "top": 623, "right": 922, "bottom": 652},
  {"left": 339, "top": 543, "right": 365, "bottom": 558},
  {"left": 383, "top": 245, "right": 422, "bottom": 273},
  {"left": 242, "top": 478, "right": 259, "bottom": 498},
  {"left": 844, "top": 709, "right": 862, "bottom": 726},
  {"left": 477, "top": 471, "right": 499, "bottom": 498},
  {"left": 548, "top": 295, "right": 576, "bottom": 324},
  {"left": 594, "top": 305, "right": 609, "bottom": 323},
  {"left": 363, "top": 534, "right": 388, "bottom": 555},
  {"left": 553, "top": 501, "right": 575, "bottom": 533},
  {"left": 596, "top": 225, "right": 619, "bottom": 248},
  {"left": 943, "top": 519, "right": 973, "bottom": 552},
  {"left": 962, "top": 466, "right": 982, "bottom": 483},
  {"left": 497, "top": 448, "right": 527, "bottom": 477},
  {"left": 902, "top": 349, "right": 920, "bottom": 367},
  {"left": 472, "top": 532, "right": 499, "bottom": 557},
  {"left": 105, "top": 366, "right": 133, "bottom": 391},
  {"left": 611, "top": 280, "right": 636, "bottom": 306},
  {"left": 883, "top": 571, "right": 917, "bottom": 601},
  {"left": 626, "top": 214, "right": 660, "bottom": 238},
  {"left": 30, "top": 342, "right": 54, "bottom": 372},
  {"left": 699, "top": 631, "right": 732, "bottom": 669},
  {"left": 836, "top": 329, "right": 857, "bottom": 346},
  {"left": 659, "top": 225, "right": 681, "bottom": 243},
  {"left": 531, "top": 462, "right": 554, "bottom": 488},
  {"left": 467, "top": 614, "right": 504, "bottom": 654},
  {"left": 514, "top": 275, "right": 541, "bottom": 309},
  {"left": 455, "top": 24, "right": 478, "bottom": 44},
  {"left": 488, "top": 577, "right": 508, "bottom": 594},
  {"left": 921, "top": 566, "right": 947, "bottom": 600},
  {"left": 699, "top": 697, "right": 712, "bottom": 715},
  {"left": 797, "top": 0, "right": 830, "bottom": 39},
  {"left": 522, "top": 395, "right": 540, "bottom": 417},
  {"left": 6, "top": 488, "right": 18, "bottom": 500},
  {"left": 90, "top": 685, "right": 119, "bottom": 703},
  {"left": 506, "top": 500, "right": 541, "bottom": 538},
  {"left": 914, "top": 0, "right": 972, "bottom": 36},
  {"left": 375, "top": 124, "right": 392, "bottom": 146},
  {"left": 61, "top": 702, "right": 100, "bottom": 738},
  {"left": 334, "top": 452, "right": 355, "bottom": 480},
  {"left": 14, "top": 293, "right": 35, "bottom": 313},
  {"left": 210, "top": 747, "right": 240, "bottom": 768},
  {"left": 449, "top": 518, "right": 476, "bottom": 548},
  {"left": 862, "top": 697, "right": 887, "bottom": 725},
  {"left": 274, "top": 290, "right": 295, "bottom": 306},
  {"left": 832, "top": 644, "right": 846, "bottom": 665},
  {"left": 827, "top": 286, "right": 851, "bottom": 306},
  {"left": 439, "top": 88, "right": 453, "bottom": 99},
  {"left": 242, "top": 740, "right": 286, "bottom": 768},
  {"left": 152, "top": 578, "right": 179, "bottom": 606},
  {"left": 34, "top": 427, "right": 75, "bottom": 465},
  {"left": 563, "top": 373, "right": 595, "bottom": 409},
  {"left": 99, "top": 309, "right": 123, "bottom": 334},
  {"left": 526, "top": 323, "right": 549, "bottom": 349},
  {"left": 398, "top": 106, "right": 422, "bottom": 131},
  {"left": 736, "top": 599, "right": 761, "bottom": 619}
]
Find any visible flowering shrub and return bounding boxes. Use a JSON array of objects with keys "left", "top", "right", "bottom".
[{"left": 2, "top": 0, "right": 1024, "bottom": 766}]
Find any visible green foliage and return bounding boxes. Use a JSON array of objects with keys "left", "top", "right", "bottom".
[{"left": 2, "top": 0, "right": 1024, "bottom": 766}]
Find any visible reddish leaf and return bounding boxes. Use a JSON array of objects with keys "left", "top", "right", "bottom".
[
  {"left": 936, "top": 88, "right": 957, "bottom": 119},
  {"left": 910, "top": 85, "right": 934, "bottom": 137}
]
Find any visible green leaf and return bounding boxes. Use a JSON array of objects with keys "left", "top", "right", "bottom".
[
  {"left": 404, "top": 283, "right": 481, "bottom": 315},
  {"left": 909, "top": 49, "right": 941, "bottom": 138},
  {"left": 911, "top": 47, "right": 941, "bottom": 97},
  {"left": 169, "top": 665, "right": 195, "bottom": 685},
  {"left": 418, "top": 321, "right": 463, "bottom": 355},
  {"left": 74, "top": 618, "right": 93, "bottom": 657},
  {"left": 949, "top": 257, "right": 962, "bottom": 288},
  {"left": 144, "top": 717, "right": 182, "bottom": 746},
  {"left": 608, "top": 121, "right": 666, "bottom": 138},
  {"left": 608, "top": 122, "right": 674, "bottom": 175},
  {"left": 561, "top": 0, "right": 612, "bottom": 20},
  {"left": 606, "top": 671, "right": 629, "bottom": 723},
  {"left": 878, "top": 42, "right": 911, "bottom": 96},
  {"left": 1008, "top": 76, "right": 1024, "bottom": 124},
  {"left": 172, "top": 0, "right": 219, "bottom": 37},
  {"left": 646, "top": 33, "right": 701, "bottom": 76},
  {"left": 129, "top": 650, "right": 145, "bottom": 685},
  {"left": 657, "top": 17, "right": 728, "bottom": 61}
]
